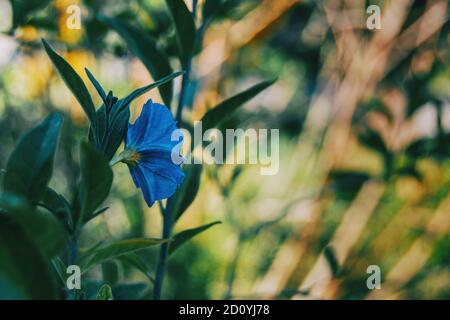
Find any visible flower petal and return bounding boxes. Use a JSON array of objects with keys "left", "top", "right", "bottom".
[
  {"left": 127, "top": 99, "right": 181, "bottom": 150},
  {"left": 128, "top": 149, "right": 185, "bottom": 207}
]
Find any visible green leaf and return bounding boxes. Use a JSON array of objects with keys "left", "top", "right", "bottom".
[
  {"left": 0, "top": 193, "right": 66, "bottom": 257},
  {"left": 102, "top": 106, "right": 130, "bottom": 160},
  {"left": 99, "top": 16, "right": 175, "bottom": 106},
  {"left": 165, "top": 0, "right": 196, "bottom": 64},
  {"left": 324, "top": 245, "right": 340, "bottom": 277},
  {"left": 118, "top": 253, "right": 154, "bottom": 283},
  {"left": 14, "top": 210, "right": 65, "bottom": 258},
  {"left": 82, "top": 238, "right": 167, "bottom": 272},
  {"left": 168, "top": 164, "right": 203, "bottom": 223},
  {"left": 102, "top": 261, "right": 119, "bottom": 285},
  {"left": 202, "top": 0, "right": 223, "bottom": 21},
  {"left": 0, "top": 214, "right": 57, "bottom": 299},
  {"left": 358, "top": 128, "right": 388, "bottom": 156},
  {"left": 11, "top": 0, "right": 52, "bottom": 28},
  {"left": 75, "top": 142, "right": 113, "bottom": 230},
  {"left": 39, "top": 187, "right": 72, "bottom": 230},
  {"left": 119, "top": 71, "right": 184, "bottom": 112},
  {"left": 169, "top": 221, "right": 221, "bottom": 256},
  {"left": 201, "top": 80, "right": 275, "bottom": 130},
  {"left": 96, "top": 284, "right": 114, "bottom": 300},
  {"left": 42, "top": 39, "right": 98, "bottom": 141},
  {"left": 3, "top": 113, "right": 62, "bottom": 204},
  {"left": 85, "top": 68, "right": 107, "bottom": 103}
]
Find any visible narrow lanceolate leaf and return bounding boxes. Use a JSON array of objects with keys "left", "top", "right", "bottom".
[
  {"left": 99, "top": 16, "right": 175, "bottom": 106},
  {"left": 42, "top": 39, "right": 98, "bottom": 136},
  {"left": 96, "top": 284, "right": 114, "bottom": 300},
  {"left": 168, "top": 164, "right": 203, "bottom": 223},
  {"left": 169, "top": 221, "right": 221, "bottom": 256},
  {"left": 82, "top": 238, "right": 168, "bottom": 272},
  {"left": 0, "top": 214, "right": 57, "bottom": 299},
  {"left": 85, "top": 68, "right": 107, "bottom": 103},
  {"left": 165, "top": 0, "right": 196, "bottom": 65},
  {"left": 76, "top": 142, "right": 113, "bottom": 230},
  {"left": 102, "top": 105, "right": 130, "bottom": 161},
  {"left": 3, "top": 113, "right": 62, "bottom": 204},
  {"left": 119, "top": 71, "right": 184, "bottom": 112},
  {"left": 201, "top": 80, "right": 276, "bottom": 130},
  {"left": 324, "top": 245, "right": 340, "bottom": 277}
]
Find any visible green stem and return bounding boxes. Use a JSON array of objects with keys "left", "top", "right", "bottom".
[
  {"left": 153, "top": 0, "right": 199, "bottom": 300},
  {"left": 153, "top": 203, "right": 171, "bottom": 300}
]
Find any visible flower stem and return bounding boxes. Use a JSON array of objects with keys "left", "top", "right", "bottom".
[
  {"left": 153, "top": 203, "right": 171, "bottom": 300},
  {"left": 153, "top": 0, "right": 199, "bottom": 300}
]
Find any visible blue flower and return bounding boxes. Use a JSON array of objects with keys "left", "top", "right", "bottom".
[{"left": 124, "top": 99, "right": 185, "bottom": 207}]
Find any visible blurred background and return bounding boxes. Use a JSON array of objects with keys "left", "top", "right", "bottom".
[{"left": 0, "top": 0, "right": 450, "bottom": 299}]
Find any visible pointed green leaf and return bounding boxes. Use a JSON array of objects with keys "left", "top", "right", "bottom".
[
  {"left": 201, "top": 80, "right": 276, "bottom": 130},
  {"left": 324, "top": 245, "right": 340, "bottom": 277},
  {"left": 96, "top": 284, "right": 114, "bottom": 300},
  {"left": 118, "top": 253, "right": 154, "bottom": 283},
  {"left": 85, "top": 68, "right": 107, "bottom": 103},
  {"left": 169, "top": 221, "right": 221, "bottom": 256},
  {"left": 42, "top": 39, "right": 97, "bottom": 138},
  {"left": 99, "top": 16, "right": 175, "bottom": 106},
  {"left": 39, "top": 187, "right": 72, "bottom": 230},
  {"left": 168, "top": 163, "right": 203, "bottom": 223},
  {"left": 165, "top": 0, "right": 196, "bottom": 64},
  {"left": 0, "top": 214, "right": 57, "bottom": 299},
  {"left": 76, "top": 142, "right": 113, "bottom": 229},
  {"left": 3, "top": 113, "right": 62, "bottom": 204},
  {"left": 82, "top": 238, "right": 168, "bottom": 272}
]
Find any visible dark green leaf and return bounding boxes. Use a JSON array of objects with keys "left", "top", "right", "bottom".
[
  {"left": 42, "top": 39, "right": 97, "bottom": 140},
  {"left": 119, "top": 71, "right": 184, "bottom": 112},
  {"left": 39, "top": 187, "right": 72, "bottom": 230},
  {"left": 85, "top": 68, "right": 107, "bottom": 103},
  {"left": 202, "top": 0, "right": 223, "bottom": 21},
  {"left": 82, "top": 238, "right": 167, "bottom": 272},
  {"left": 118, "top": 253, "right": 154, "bottom": 283},
  {"left": 169, "top": 221, "right": 221, "bottom": 255},
  {"left": 405, "top": 138, "right": 435, "bottom": 158},
  {"left": 76, "top": 142, "right": 113, "bottom": 230},
  {"left": 201, "top": 80, "right": 275, "bottom": 130},
  {"left": 0, "top": 214, "right": 57, "bottom": 299},
  {"left": 13, "top": 210, "right": 65, "bottom": 258},
  {"left": 324, "top": 245, "right": 340, "bottom": 277},
  {"left": 165, "top": 0, "right": 196, "bottom": 64},
  {"left": 99, "top": 16, "right": 175, "bottom": 106},
  {"left": 102, "top": 261, "right": 119, "bottom": 285},
  {"left": 3, "top": 113, "right": 62, "bottom": 204},
  {"left": 358, "top": 128, "right": 388, "bottom": 156},
  {"left": 0, "top": 192, "right": 65, "bottom": 257},
  {"left": 96, "top": 284, "right": 114, "bottom": 300},
  {"left": 168, "top": 164, "right": 203, "bottom": 223},
  {"left": 328, "top": 170, "right": 371, "bottom": 200},
  {"left": 11, "top": 0, "right": 52, "bottom": 28}
]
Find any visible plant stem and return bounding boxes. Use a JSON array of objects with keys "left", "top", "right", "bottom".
[
  {"left": 153, "top": 0, "right": 199, "bottom": 300},
  {"left": 153, "top": 203, "right": 171, "bottom": 300}
]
